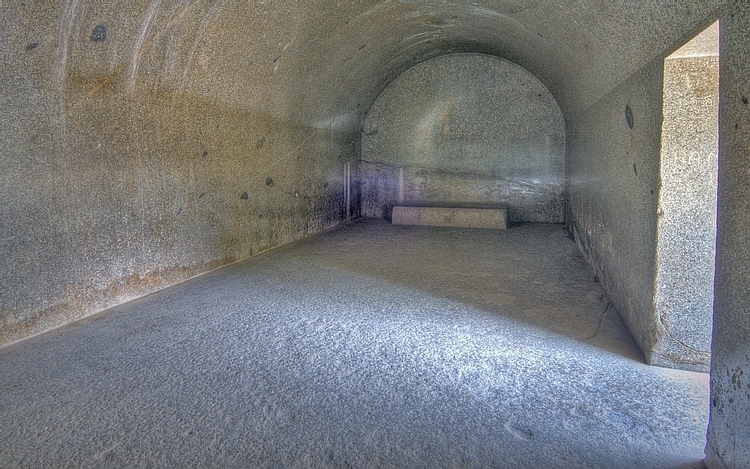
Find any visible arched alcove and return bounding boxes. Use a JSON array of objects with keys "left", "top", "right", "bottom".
[{"left": 360, "top": 54, "right": 565, "bottom": 224}]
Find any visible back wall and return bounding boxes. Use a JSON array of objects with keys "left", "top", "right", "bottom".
[{"left": 361, "top": 53, "right": 565, "bottom": 224}]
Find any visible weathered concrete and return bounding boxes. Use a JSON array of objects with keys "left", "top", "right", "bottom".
[
  {"left": 706, "top": 5, "right": 750, "bottom": 468},
  {"left": 0, "top": 220, "right": 709, "bottom": 468},
  {"left": 361, "top": 54, "right": 565, "bottom": 224},
  {"left": 654, "top": 28, "right": 718, "bottom": 372},
  {"left": 392, "top": 205, "right": 507, "bottom": 229}
]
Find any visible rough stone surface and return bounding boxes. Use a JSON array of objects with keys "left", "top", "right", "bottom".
[
  {"left": 654, "top": 48, "right": 718, "bottom": 372},
  {"left": 705, "top": 4, "right": 750, "bottom": 468},
  {"left": 0, "top": 2, "right": 359, "bottom": 346},
  {"left": 392, "top": 205, "right": 507, "bottom": 229},
  {"left": 3, "top": 1, "right": 749, "bottom": 467},
  {"left": 0, "top": 220, "right": 709, "bottom": 468},
  {"left": 0, "top": 0, "right": 725, "bottom": 346},
  {"left": 361, "top": 54, "right": 565, "bottom": 224},
  {"left": 566, "top": 58, "right": 664, "bottom": 368}
]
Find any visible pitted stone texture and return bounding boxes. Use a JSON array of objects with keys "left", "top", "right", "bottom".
[
  {"left": 706, "top": 3, "right": 750, "bottom": 468},
  {"left": 566, "top": 58, "right": 664, "bottom": 368},
  {"left": 653, "top": 46, "right": 718, "bottom": 372},
  {"left": 362, "top": 54, "right": 565, "bottom": 224}
]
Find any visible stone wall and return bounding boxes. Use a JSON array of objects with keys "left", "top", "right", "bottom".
[
  {"left": 566, "top": 58, "right": 664, "bottom": 365},
  {"left": 360, "top": 54, "right": 565, "bottom": 224},
  {"left": 653, "top": 50, "right": 718, "bottom": 371},
  {"left": 0, "top": 3, "right": 358, "bottom": 346},
  {"left": 706, "top": 3, "right": 750, "bottom": 467}
]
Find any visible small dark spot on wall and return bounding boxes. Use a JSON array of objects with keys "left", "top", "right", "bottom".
[
  {"left": 633, "top": 163, "right": 638, "bottom": 176},
  {"left": 199, "top": 192, "right": 205, "bottom": 199},
  {"left": 742, "top": 95, "right": 748, "bottom": 105},
  {"left": 25, "top": 43, "right": 39, "bottom": 51},
  {"left": 650, "top": 189, "right": 654, "bottom": 195},
  {"left": 90, "top": 25, "right": 107, "bottom": 42},
  {"left": 202, "top": 150, "right": 208, "bottom": 158},
  {"left": 323, "top": 182, "right": 329, "bottom": 188},
  {"left": 265, "top": 177, "right": 274, "bottom": 187},
  {"left": 625, "top": 105, "right": 634, "bottom": 129},
  {"left": 240, "top": 192, "right": 249, "bottom": 200},
  {"left": 713, "top": 397, "right": 718, "bottom": 407},
  {"left": 176, "top": 208, "right": 182, "bottom": 215},
  {"left": 273, "top": 55, "right": 281, "bottom": 63},
  {"left": 593, "top": 275, "right": 600, "bottom": 283},
  {"left": 736, "top": 124, "right": 740, "bottom": 130},
  {"left": 358, "top": 44, "right": 367, "bottom": 51},
  {"left": 256, "top": 136, "right": 266, "bottom": 150}
]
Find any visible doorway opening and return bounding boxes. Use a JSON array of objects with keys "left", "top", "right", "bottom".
[{"left": 653, "top": 21, "right": 719, "bottom": 371}]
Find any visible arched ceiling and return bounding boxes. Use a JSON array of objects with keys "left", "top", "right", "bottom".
[
  {"left": 7, "top": 0, "right": 721, "bottom": 134},
  {"left": 199, "top": 0, "right": 720, "bottom": 132}
]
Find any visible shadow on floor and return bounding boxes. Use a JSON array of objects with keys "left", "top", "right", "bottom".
[{"left": 281, "top": 218, "right": 645, "bottom": 362}]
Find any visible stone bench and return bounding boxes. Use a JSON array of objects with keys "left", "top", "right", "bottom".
[{"left": 391, "top": 204, "right": 507, "bottom": 229}]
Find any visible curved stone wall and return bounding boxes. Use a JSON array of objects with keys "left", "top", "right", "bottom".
[{"left": 361, "top": 54, "right": 565, "bottom": 224}]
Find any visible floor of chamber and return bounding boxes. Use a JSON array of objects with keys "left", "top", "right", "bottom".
[{"left": 0, "top": 219, "right": 709, "bottom": 468}]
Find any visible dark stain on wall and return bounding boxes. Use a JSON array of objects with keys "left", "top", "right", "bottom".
[
  {"left": 625, "top": 104, "right": 634, "bottom": 129},
  {"left": 90, "top": 25, "right": 107, "bottom": 42}
]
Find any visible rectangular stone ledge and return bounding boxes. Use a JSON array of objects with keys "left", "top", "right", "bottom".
[{"left": 391, "top": 205, "right": 507, "bottom": 229}]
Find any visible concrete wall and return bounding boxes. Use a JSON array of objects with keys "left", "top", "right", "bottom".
[
  {"left": 706, "top": 3, "right": 750, "bottom": 467},
  {"left": 566, "top": 58, "right": 664, "bottom": 365},
  {"left": 0, "top": 2, "right": 358, "bottom": 346},
  {"left": 361, "top": 54, "right": 565, "bottom": 224}
]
